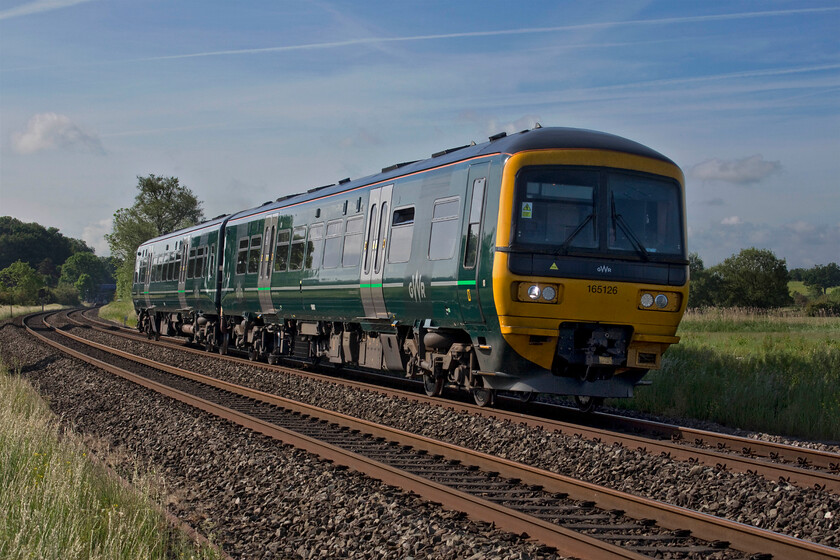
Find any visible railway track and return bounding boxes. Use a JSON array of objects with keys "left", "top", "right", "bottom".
[
  {"left": 26, "top": 310, "right": 840, "bottom": 560},
  {"left": 74, "top": 308, "right": 840, "bottom": 494}
]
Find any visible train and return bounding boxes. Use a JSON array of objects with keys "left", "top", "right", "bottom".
[{"left": 132, "top": 125, "right": 688, "bottom": 409}]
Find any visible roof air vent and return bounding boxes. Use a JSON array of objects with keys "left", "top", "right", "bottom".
[{"left": 488, "top": 132, "right": 507, "bottom": 141}]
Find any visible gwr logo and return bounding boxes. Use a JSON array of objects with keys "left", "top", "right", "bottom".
[
  {"left": 408, "top": 271, "right": 426, "bottom": 302},
  {"left": 597, "top": 265, "right": 613, "bottom": 273}
]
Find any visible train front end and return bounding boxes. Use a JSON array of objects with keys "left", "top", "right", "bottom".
[{"left": 487, "top": 140, "right": 688, "bottom": 402}]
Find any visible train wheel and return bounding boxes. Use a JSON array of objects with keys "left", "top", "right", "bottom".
[
  {"left": 472, "top": 387, "right": 495, "bottom": 407},
  {"left": 574, "top": 395, "right": 603, "bottom": 413},
  {"left": 205, "top": 339, "right": 214, "bottom": 353},
  {"left": 422, "top": 374, "right": 443, "bottom": 397}
]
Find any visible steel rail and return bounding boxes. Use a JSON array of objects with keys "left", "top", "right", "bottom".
[
  {"left": 34, "top": 312, "right": 840, "bottom": 560},
  {"left": 71, "top": 309, "right": 840, "bottom": 494}
]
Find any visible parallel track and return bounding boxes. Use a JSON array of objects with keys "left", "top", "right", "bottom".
[
  {"left": 75, "top": 308, "right": 840, "bottom": 494},
  {"left": 27, "top": 310, "right": 840, "bottom": 560}
]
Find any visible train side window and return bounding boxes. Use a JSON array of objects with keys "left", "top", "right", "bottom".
[
  {"left": 464, "top": 178, "right": 486, "bottom": 269},
  {"left": 274, "top": 229, "right": 291, "bottom": 272},
  {"left": 167, "top": 252, "right": 175, "bottom": 281},
  {"left": 261, "top": 226, "right": 275, "bottom": 278},
  {"left": 247, "top": 235, "right": 262, "bottom": 274},
  {"left": 195, "top": 247, "right": 205, "bottom": 278},
  {"left": 323, "top": 220, "right": 344, "bottom": 269},
  {"left": 236, "top": 238, "right": 249, "bottom": 274},
  {"left": 388, "top": 206, "right": 414, "bottom": 264},
  {"left": 175, "top": 249, "right": 183, "bottom": 282},
  {"left": 187, "top": 248, "right": 197, "bottom": 279},
  {"left": 208, "top": 244, "right": 215, "bottom": 278},
  {"left": 342, "top": 216, "right": 364, "bottom": 267},
  {"left": 289, "top": 227, "right": 306, "bottom": 270},
  {"left": 305, "top": 223, "right": 324, "bottom": 269},
  {"left": 428, "top": 197, "right": 460, "bottom": 261}
]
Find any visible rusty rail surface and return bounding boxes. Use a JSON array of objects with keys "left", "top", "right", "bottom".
[{"left": 29, "top": 311, "right": 840, "bottom": 560}]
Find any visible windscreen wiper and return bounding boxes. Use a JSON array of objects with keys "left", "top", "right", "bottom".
[
  {"left": 611, "top": 194, "right": 649, "bottom": 261},
  {"left": 554, "top": 213, "right": 593, "bottom": 255}
]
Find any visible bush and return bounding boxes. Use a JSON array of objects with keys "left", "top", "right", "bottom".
[
  {"left": 50, "top": 284, "right": 79, "bottom": 306},
  {"left": 807, "top": 296, "right": 840, "bottom": 317}
]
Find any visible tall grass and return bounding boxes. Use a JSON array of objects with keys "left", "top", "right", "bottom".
[
  {"left": 0, "top": 303, "right": 65, "bottom": 321},
  {"left": 612, "top": 309, "right": 840, "bottom": 441},
  {"left": 97, "top": 299, "right": 137, "bottom": 328},
  {"left": 0, "top": 364, "right": 222, "bottom": 560}
]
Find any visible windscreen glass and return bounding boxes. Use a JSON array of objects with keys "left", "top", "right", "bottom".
[{"left": 513, "top": 167, "right": 683, "bottom": 259}]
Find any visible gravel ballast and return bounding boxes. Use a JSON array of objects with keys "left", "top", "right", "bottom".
[{"left": 1, "top": 318, "right": 563, "bottom": 559}]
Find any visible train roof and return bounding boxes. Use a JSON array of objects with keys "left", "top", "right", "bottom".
[
  {"left": 140, "top": 126, "right": 675, "bottom": 244},
  {"left": 137, "top": 213, "right": 230, "bottom": 250},
  {"left": 226, "top": 126, "right": 675, "bottom": 225}
]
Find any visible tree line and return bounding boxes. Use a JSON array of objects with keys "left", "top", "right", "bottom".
[
  {"left": 689, "top": 249, "right": 840, "bottom": 315},
  {"left": 0, "top": 217, "right": 117, "bottom": 311}
]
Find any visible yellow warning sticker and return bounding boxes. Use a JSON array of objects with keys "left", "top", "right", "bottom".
[
  {"left": 521, "top": 202, "right": 533, "bottom": 219},
  {"left": 550, "top": 262, "right": 558, "bottom": 270}
]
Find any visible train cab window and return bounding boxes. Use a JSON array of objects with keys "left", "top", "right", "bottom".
[
  {"left": 607, "top": 173, "right": 682, "bottom": 255},
  {"left": 342, "top": 216, "right": 364, "bottom": 267},
  {"left": 305, "top": 224, "right": 324, "bottom": 269},
  {"left": 464, "top": 178, "right": 485, "bottom": 269},
  {"left": 247, "top": 235, "right": 262, "bottom": 274},
  {"left": 236, "top": 238, "right": 249, "bottom": 274},
  {"left": 187, "top": 248, "right": 197, "bottom": 279},
  {"left": 388, "top": 206, "right": 414, "bottom": 264},
  {"left": 289, "top": 227, "right": 306, "bottom": 270},
  {"left": 323, "top": 220, "right": 344, "bottom": 269},
  {"left": 428, "top": 197, "right": 460, "bottom": 261},
  {"left": 274, "top": 229, "right": 291, "bottom": 272}
]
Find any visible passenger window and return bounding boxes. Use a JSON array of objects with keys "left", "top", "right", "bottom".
[
  {"left": 464, "top": 178, "right": 485, "bottom": 269},
  {"left": 274, "top": 229, "right": 291, "bottom": 272},
  {"left": 306, "top": 224, "right": 324, "bottom": 269},
  {"left": 289, "top": 227, "right": 306, "bottom": 270},
  {"left": 388, "top": 207, "right": 414, "bottom": 264},
  {"left": 428, "top": 197, "right": 460, "bottom": 261},
  {"left": 187, "top": 248, "right": 196, "bottom": 279},
  {"left": 195, "top": 247, "right": 205, "bottom": 278},
  {"left": 248, "top": 235, "right": 262, "bottom": 274},
  {"left": 323, "top": 220, "right": 344, "bottom": 269},
  {"left": 236, "top": 238, "right": 249, "bottom": 274},
  {"left": 342, "top": 216, "right": 364, "bottom": 267}
]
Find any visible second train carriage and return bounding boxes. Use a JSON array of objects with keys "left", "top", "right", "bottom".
[{"left": 133, "top": 126, "right": 689, "bottom": 408}]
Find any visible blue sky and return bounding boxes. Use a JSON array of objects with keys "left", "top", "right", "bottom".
[{"left": 1, "top": 0, "right": 838, "bottom": 268}]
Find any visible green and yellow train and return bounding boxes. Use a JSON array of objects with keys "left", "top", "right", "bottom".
[{"left": 132, "top": 126, "right": 688, "bottom": 408}]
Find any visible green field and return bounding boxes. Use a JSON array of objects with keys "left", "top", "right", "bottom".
[
  {"left": 98, "top": 299, "right": 137, "bottom": 327},
  {"left": 0, "top": 364, "right": 222, "bottom": 560},
  {"left": 611, "top": 308, "right": 840, "bottom": 442}
]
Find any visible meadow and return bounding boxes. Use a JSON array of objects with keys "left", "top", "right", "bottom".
[
  {"left": 611, "top": 308, "right": 840, "bottom": 442},
  {"left": 0, "top": 364, "right": 222, "bottom": 560}
]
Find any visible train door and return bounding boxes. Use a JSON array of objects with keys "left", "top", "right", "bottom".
[
  {"left": 457, "top": 163, "right": 490, "bottom": 324},
  {"left": 360, "top": 184, "right": 393, "bottom": 319},
  {"left": 143, "top": 251, "right": 153, "bottom": 308},
  {"left": 258, "top": 215, "right": 278, "bottom": 315},
  {"left": 177, "top": 240, "right": 188, "bottom": 309}
]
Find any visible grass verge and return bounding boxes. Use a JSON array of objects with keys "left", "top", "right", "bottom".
[
  {"left": 0, "top": 363, "right": 223, "bottom": 560},
  {"left": 98, "top": 299, "right": 137, "bottom": 328},
  {"left": 0, "top": 304, "right": 65, "bottom": 321},
  {"left": 610, "top": 308, "right": 840, "bottom": 441}
]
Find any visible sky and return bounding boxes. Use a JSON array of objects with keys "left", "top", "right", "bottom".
[{"left": 1, "top": 0, "right": 838, "bottom": 269}]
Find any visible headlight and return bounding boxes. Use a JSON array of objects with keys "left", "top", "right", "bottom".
[
  {"left": 655, "top": 294, "right": 669, "bottom": 308},
  {"left": 542, "top": 286, "right": 556, "bottom": 301},
  {"left": 640, "top": 293, "right": 654, "bottom": 308},
  {"left": 527, "top": 285, "right": 541, "bottom": 300}
]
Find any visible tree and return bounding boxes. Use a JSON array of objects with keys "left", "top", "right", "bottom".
[
  {"left": 74, "top": 273, "right": 97, "bottom": 302},
  {"left": 0, "top": 260, "right": 45, "bottom": 314},
  {"left": 0, "top": 216, "right": 92, "bottom": 271},
  {"left": 687, "top": 252, "right": 721, "bottom": 308},
  {"left": 803, "top": 263, "right": 840, "bottom": 296},
  {"left": 106, "top": 175, "right": 204, "bottom": 298},
  {"left": 59, "top": 251, "right": 112, "bottom": 287},
  {"left": 711, "top": 248, "right": 792, "bottom": 308}
]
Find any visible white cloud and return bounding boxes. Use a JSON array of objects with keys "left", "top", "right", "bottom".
[
  {"left": 81, "top": 217, "right": 112, "bottom": 256},
  {"left": 690, "top": 155, "right": 781, "bottom": 184},
  {"left": 721, "top": 216, "right": 742, "bottom": 225},
  {"left": 12, "top": 113, "right": 104, "bottom": 155},
  {"left": 0, "top": 0, "right": 97, "bottom": 20}
]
